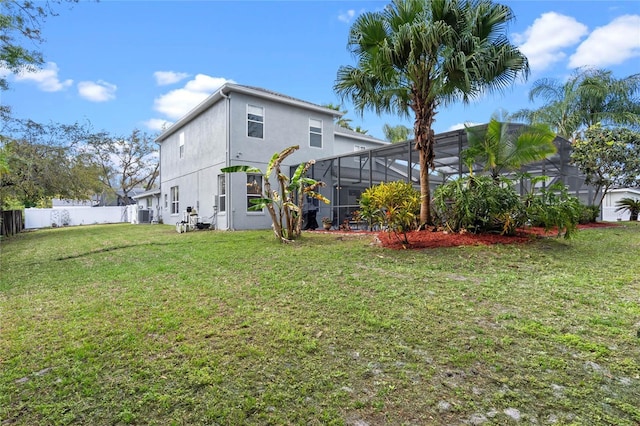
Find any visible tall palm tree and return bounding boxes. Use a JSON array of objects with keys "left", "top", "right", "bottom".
[
  {"left": 512, "top": 68, "right": 640, "bottom": 142},
  {"left": 463, "top": 116, "right": 557, "bottom": 181},
  {"left": 334, "top": 0, "right": 529, "bottom": 226}
]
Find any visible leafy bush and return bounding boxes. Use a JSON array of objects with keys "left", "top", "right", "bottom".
[
  {"left": 578, "top": 204, "right": 600, "bottom": 224},
  {"left": 359, "top": 181, "right": 420, "bottom": 245},
  {"left": 525, "top": 183, "right": 581, "bottom": 238},
  {"left": 433, "top": 175, "right": 525, "bottom": 235}
]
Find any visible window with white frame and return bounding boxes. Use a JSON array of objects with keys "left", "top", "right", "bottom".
[
  {"left": 309, "top": 118, "right": 322, "bottom": 148},
  {"left": 246, "top": 174, "right": 263, "bottom": 211},
  {"left": 179, "top": 132, "right": 185, "bottom": 159},
  {"left": 170, "top": 186, "right": 179, "bottom": 214},
  {"left": 218, "top": 174, "right": 226, "bottom": 213},
  {"left": 247, "top": 105, "right": 264, "bottom": 138}
]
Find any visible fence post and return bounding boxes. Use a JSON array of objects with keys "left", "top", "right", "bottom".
[{"left": 0, "top": 210, "right": 24, "bottom": 237}]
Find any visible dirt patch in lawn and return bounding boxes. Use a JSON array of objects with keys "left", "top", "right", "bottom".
[{"left": 376, "top": 222, "right": 619, "bottom": 250}]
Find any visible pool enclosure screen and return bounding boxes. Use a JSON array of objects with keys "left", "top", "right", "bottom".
[{"left": 301, "top": 125, "right": 597, "bottom": 227}]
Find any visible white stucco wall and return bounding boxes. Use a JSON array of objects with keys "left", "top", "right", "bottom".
[{"left": 602, "top": 189, "right": 640, "bottom": 221}]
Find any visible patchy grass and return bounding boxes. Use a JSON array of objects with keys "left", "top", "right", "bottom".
[{"left": 1, "top": 223, "right": 639, "bottom": 425}]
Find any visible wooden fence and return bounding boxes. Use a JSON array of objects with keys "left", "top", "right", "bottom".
[{"left": 1, "top": 210, "right": 24, "bottom": 237}]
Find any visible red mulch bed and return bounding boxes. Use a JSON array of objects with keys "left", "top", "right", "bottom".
[{"left": 376, "top": 222, "right": 619, "bottom": 250}]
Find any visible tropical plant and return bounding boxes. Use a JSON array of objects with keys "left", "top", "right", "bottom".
[
  {"left": 615, "top": 197, "right": 640, "bottom": 221},
  {"left": 360, "top": 181, "right": 420, "bottom": 246},
  {"left": 512, "top": 68, "right": 640, "bottom": 142},
  {"left": 334, "top": 0, "right": 529, "bottom": 226},
  {"left": 571, "top": 124, "right": 640, "bottom": 206},
  {"left": 382, "top": 124, "right": 413, "bottom": 143},
  {"left": 221, "top": 146, "right": 329, "bottom": 242},
  {"left": 433, "top": 175, "right": 525, "bottom": 235},
  {"left": 322, "top": 103, "right": 353, "bottom": 129},
  {"left": 355, "top": 191, "right": 380, "bottom": 231},
  {"left": 524, "top": 183, "right": 582, "bottom": 239},
  {"left": 463, "top": 116, "right": 557, "bottom": 180}
]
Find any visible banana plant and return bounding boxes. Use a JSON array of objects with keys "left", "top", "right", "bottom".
[{"left": 222, "top": 145, "right": 329, "bottom": 242}]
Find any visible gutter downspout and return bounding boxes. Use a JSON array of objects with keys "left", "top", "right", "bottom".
[{"left": 220, "top": 87, "right": 233, "bottom": 230}]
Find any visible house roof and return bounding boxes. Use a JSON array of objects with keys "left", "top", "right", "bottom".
[
  {"left": 608, "top": 188, "right": 640, "bottom": 195},
  {"left": 334, "top": 125, "right": 389, "bottom": 145},
  {"left": 132, "top": 188, "right": 161, "bottom": 200},
  {"left": 156, "top": 83, "right": 344, "bottom": 143}
]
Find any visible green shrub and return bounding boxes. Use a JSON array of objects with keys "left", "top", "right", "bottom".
[
  {"left": 525, "top": 183, "right": 581, "bottom": 238},
  {"left": 433, "top": 175, "right": 525, "bottom": 235},
  {"left": 579, "top": 204, "right": 600, "bottom": 224},
  {"left": 360, "top": 181, "right": 420, "bottom": 245}
]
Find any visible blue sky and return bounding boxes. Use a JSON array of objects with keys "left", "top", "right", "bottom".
[{"left": 2, "top": 0, "right": 639, "bottom": 141}]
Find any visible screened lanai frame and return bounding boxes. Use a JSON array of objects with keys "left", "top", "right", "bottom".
[{"left": 301, "top": 124, "right": 598, "bottom": 227}]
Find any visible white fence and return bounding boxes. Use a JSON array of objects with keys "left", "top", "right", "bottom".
[{"left": 25, "top": 206, "right": 133, "bottom": 229}]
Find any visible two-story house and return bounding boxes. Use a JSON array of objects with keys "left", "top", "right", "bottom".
[{"left": 156, "top": 83, "right": 388, "bottom": 230}]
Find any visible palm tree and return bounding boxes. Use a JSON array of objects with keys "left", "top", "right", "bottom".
[
  {"left": 615, "top": 197, "right": 640, "bottom": 221},
  {"left": 383, "top": 124, "right": 413, "bottom": 143},
  {"left": 463, "top": 116, "right": 557, "bottom": 181},
  {"left": 322, "top": 103, "right": 353, "bottom": 129},
  {"left": 512, "top": 68, "right": 640, "bottom": 142},
  {"left": 334, "top": 0, "right": 529, "bottom": 226}
]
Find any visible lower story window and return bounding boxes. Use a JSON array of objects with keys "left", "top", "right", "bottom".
[
  {"left": 218, "top": 175, "right": 226, "bottom": 213},
  {"left": 170, "top": 186, "right": 179, "bottom": 214},
  {"left": 247, "top": 174, "right": 263, "bottom": 211}
]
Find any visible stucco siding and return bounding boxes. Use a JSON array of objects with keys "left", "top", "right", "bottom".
[
  {"left": 602, "top": 189, "right": 640, "bottom": 221},
  {"left": 227, "top": 92, "right": 335, "bottom": 167}
]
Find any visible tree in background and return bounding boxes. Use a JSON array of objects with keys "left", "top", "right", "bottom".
[
  {"left": 335, "top": 0, "right": 529, "bottom": 226},
  {"left": 87, "top": 129, "right": 159, "bottom": 205},
  {"left": 382, "top": 124, "right": 413, "bottom": 143},
  {"left": 571, "top": 124, "right": 640, "bottom": 207},
  {"left": 322, "top": 103, "right": 370, "bottom": 134},
  {"left": 512, "top": 69, "right": 640, "bottom": 142},
  {"left": 0, "top": 120, "right": 103, "bottom": 208},
  {"left": 0, "top": 0, "right": 79, "bottom": 119},
  {"left": 463, "top": 115, "right": 557, "bottom": 181}
]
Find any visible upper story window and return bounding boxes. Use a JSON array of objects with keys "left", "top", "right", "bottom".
[
  {"left": 247, "top": 105, "right": 264, "bottom": 139},
  {"left": 179, "top": 132, "right": 185, "bottom": 159},
  {"left": 309, "top": 118, "right": 322, "bottom": 148}
]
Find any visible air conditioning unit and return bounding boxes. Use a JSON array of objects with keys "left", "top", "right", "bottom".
[{"left": 138, "top": 209, "right": 151, "bottom": 223}]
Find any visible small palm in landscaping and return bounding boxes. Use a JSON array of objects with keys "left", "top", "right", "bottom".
[{"left": 615, "top": 197, "right": 640, "bottom": 221}]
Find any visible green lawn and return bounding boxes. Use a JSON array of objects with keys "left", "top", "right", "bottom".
[{"left": 1, "top": 223, "right": 639, "bottom": 425}]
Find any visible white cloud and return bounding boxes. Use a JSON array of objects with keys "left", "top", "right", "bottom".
[
  {"left": 153, "top": 74, "right": 231, "bottom": 120},
  {"left": 514, "top": 12, "right": 588, "bottom": 72},
  {"left": 77, "top": 80, "right": 117, "bottom": 102},
  {"left": 569, "top": 15, "right": 640, "bottom": 68},
  {"left": 153, "top": 71, "right": 190, "bottom": 86},
  {"left": 13, "top": 62, "right": 73, "bottom": 92},
  {"left": 338, "top": 9, "right": 356, "bottom": 23},
  {"left": 144, "top": 118, "right": 173, "bottom": 132},
  {"left": 448, "top": 122, "right": 481, "bottom": 131}
]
